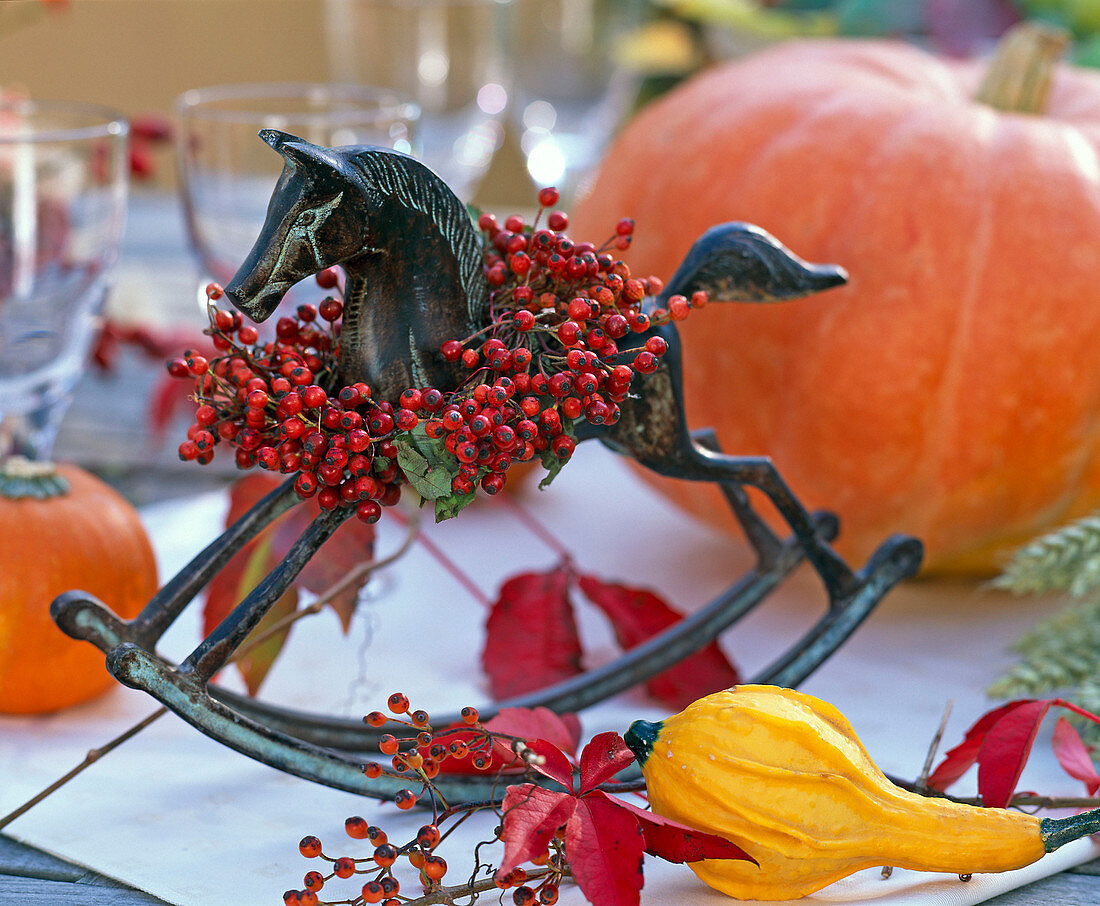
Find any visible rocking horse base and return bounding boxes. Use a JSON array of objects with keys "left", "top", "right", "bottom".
[{"left": 52, "top": 500, "right": 921, "bottom": 805}]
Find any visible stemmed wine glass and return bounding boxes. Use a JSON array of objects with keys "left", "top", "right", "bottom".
[
  {"left": 510, "top": 0, "right": 640, "bottom": 203},
  {"left": 0, "top": 98, "right": 129, "bottom": 462},
  {"left": 175, "top": 82, "right": 420, "bottom": 302},
  {"left": 322, "top": 0, "right": 514, "bottom": 202}
]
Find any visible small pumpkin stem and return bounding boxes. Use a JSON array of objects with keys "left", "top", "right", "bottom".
[
  {"left": 974, "top": 22, "right": 1070, "bottom": 115},
  {"left": 1039, "top": 806, "right": 1100, "bottom": 852},
  {"left": 0, "top": 456, "right": 69, "bottom": 500}
]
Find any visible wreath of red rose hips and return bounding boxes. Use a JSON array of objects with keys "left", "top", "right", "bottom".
[{"left": 169, "top": 188, "right": 707, "bottom": 524}]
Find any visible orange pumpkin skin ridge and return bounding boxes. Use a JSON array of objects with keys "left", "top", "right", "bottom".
[
  {"left": 0, "top": 465, "right": 158, "bottom": 713},
  {"left": 640, "top": 687, "right": 1045, "bottom": 900},
  {"left": 573, "top": 39, "right": 1100, "bottom": 575}
]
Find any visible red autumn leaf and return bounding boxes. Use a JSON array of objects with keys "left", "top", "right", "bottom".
[
  {"left": 577, "top": 574, "right": 739, "bottom": 710},
  {"left": 594, "top": 791, "right": 755, "bottom": 864},
  {"left": 977, "top": 699, "right": 1053, "bottom": 807},
  {"left": 232, "top": 582, "right": 299, "bottom": 695},
  {"left": 928, "top": 699, "right": 1037, "bottom": 792},
  {"left": 203, "top": 475, "right": 375, "bottom": 691},
  {"left": 482, "top": 566, "right": 583, "bottom": 699},
  {"left": 578, "top": 731, "right": 636, "bottom": 794},
  {"left": 498, "top": 736, "right": 756, "bottom": 906},
  {"left": 1052, "top": 717, "right": 1100, "bottom": 796},
  {"left": 527, "top": 738, "right": 576, "bottom": 791},
  {"left": 204, "top": 523, "right": 298, "bottom": 694},
  {"left": 932, "top": 698, "right": 1100, "bottom": 806},
  {"left": 498, "top": 784, "right": 578, "bottom": 876},
  {"left": 207, "top": 474, "right": 375, "bottom": 633},
  {"left": 566, "top": 792, "right": 647, "bottom": 906},
  {"left": 203, "top": 476, "right": 287, "bottom": 636},
  {"left": 1051, "top": 697, "right": 1100, "bottom": 728},
  {"left": 486, "top": 707, "right": 582, "bottom": 757},
  {"left": 276, "top": 501, "right": 375, "bottom": 631}
]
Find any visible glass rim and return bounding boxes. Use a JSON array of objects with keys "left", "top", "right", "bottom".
[
  {"left": 0, "top": 97, "right": 128, "bottom": 144},
  {"left": 176, "top": 81, "right": 421, "bottom": 126}
]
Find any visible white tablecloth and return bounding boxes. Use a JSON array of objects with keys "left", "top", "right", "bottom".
[{"left": 2, "top": 443, "right": 1097, "bottom": 905}]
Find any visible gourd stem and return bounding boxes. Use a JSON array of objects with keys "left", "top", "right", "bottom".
[
  {"left": 0, "top": 456, "right": 69, "bottom": 499},
  {"left": 624, "top": 719, "right": 662, "bottom": 766},
  {"left": 1039, "top": 807, "right": 1100, "bottom": 852},
  {"left": 974, "top": 22, "right": 1070, "bottom": 115}
]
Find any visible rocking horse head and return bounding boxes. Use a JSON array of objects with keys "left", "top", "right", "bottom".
[
  {"left": 224, "top": 130, "right": 371, "bottom": 322},
  {"left": 224, "top": 129, "right": 488, "bottom": 400}
]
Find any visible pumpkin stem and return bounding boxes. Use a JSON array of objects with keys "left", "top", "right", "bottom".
[
  {"left": 974, "top": 22, "right": 1070, "bottom": 115},
  {"left": 0, "top": 456, "right": 70, "bottom": 500}
]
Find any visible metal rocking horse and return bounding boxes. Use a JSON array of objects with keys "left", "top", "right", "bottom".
[{"left": 52, "top": 131, "right": 922, "bottom": 803}]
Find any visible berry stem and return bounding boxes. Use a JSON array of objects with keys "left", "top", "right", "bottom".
[
  {"left": 401, "top": 866, "right": 562, "bottom": 906},
  {"left": 0, "top": 705, "right": 168, "bottom": 831}
]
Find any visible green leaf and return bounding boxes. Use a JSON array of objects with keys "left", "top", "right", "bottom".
[
  {"left": 394, "top": 432, "right": 456, "bottom": 501},
  {"left": 538, "top": 423, "right": 576, "bottom": 489},
  {"left": 539, "top": 449, "right": 568, "bottom": 489},
  {"left": 435, "top": 489, "right": 477, "bottom": 522}
]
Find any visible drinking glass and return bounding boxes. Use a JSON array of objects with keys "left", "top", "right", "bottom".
[
  {"left": 323, "top": 0, "right": 514, "bottom": 201},
  {"left": 176, "top": 82, "right": 420, "bottom": 292},
  {"left": 511, "top": 0, "right": 639, "bottom": 202},
  {"left": 0, "top": 99, "right": 129, "bottom": 462}
]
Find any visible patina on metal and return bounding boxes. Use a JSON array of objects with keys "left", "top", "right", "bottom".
[{"left": 52, "top": 133, "right": 923, "bottom": 803}]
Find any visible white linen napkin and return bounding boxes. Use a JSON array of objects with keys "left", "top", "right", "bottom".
[{"left": 2, "top": 443, "right": 1097, "bottom": 905}]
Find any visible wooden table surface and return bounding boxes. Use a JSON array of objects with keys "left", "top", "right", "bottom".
[{"left": 5, "top": 192, "right": 1100, "bottom": 906}]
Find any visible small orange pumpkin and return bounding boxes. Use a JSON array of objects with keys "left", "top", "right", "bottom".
[
  {"left": 0, "top": 459, "right": 158, "bottom": 713},
  {"left": 573, "top": 26, "right": 1100, "bottom": 574}
]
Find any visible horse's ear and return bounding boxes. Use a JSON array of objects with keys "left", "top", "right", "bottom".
[
  {"left": 258, "top": 130, "right": 339, "bottom": 175},
  {"left": 259, "top": 129, "right": 295, "bottom": 151}
]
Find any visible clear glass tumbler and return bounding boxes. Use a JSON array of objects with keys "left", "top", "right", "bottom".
[
  {"left": 323, "top": 0, "right": 514, "bottom": 201},
  {"left": 0, "top": 99, "right": 129, "bottom": 462},
  {"left": 176, "top": 82, "right": 421, "bottom": 291}
]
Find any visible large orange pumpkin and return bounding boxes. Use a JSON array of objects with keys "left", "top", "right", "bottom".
[
  {"left": 0, "top": 459, "right": 158, "bottom": 713},
  {"left": 573, "top": 29, "right": 1100, "bottom": 575}
]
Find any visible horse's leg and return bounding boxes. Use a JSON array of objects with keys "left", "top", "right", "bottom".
[
  {"left": 177, "top": 505, "right": 353, "bottom": 683},
  {"left": 689, "top": 426, "right": 837, "bottom": 570},
  {"left": 597, "top": 326, "right": 922, "bottom": 610},
  {"left": 52, "top": 478, "right": 301, "bottom": 654}
]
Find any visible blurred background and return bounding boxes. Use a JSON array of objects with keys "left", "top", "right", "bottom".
[
  {"left": 1, "top": 0, "right": 332, "bottom": 188},
  {"left": 3, "top": 0, "right": 1100, "bottom": 497},
  {"left": 9, "top": 0, "right": 1100, "bottom": 194}
]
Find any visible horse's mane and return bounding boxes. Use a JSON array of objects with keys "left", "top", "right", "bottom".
[{"left": 348, "top": 148, "right": 488, "bottom": 325}]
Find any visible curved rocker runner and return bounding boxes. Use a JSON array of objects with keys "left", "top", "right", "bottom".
[{"left": 52, "top": 132, "right": 922, "bottom": 803}]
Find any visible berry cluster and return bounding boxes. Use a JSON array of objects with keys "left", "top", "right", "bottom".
[
  {"left": 170, "top": 189, "right": 707, "bottom": 524},
  {"left": 360, "top": 693, "right": 540, "bottom": 808},
  {"left": 285, "top": 693, "right": 563, "bottom": 906},
  {"left": 169, "top": 291, "right": 402, "bottom": 524}
]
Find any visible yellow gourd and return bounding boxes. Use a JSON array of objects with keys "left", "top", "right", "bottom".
[{"left": 624, "top": 685, "right": 1100, "bottom": 900}]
